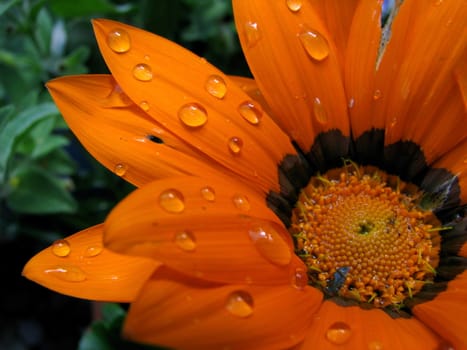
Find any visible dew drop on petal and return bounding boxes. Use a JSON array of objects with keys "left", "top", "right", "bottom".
[
  {"left": 313, "top": 97, "right": 328, "bottom": 124},
  {"left": 232, "top": 194, "right": 250, "bottom": 211},
  {"left": 159, "top": 189, "right": 185, "bottom": 213},
  {"left": 200, "top": 186, "right": 216, "bottom": 202},
  {"left": 84, "top": 245, "right": 103, "bottom": 258},
  {"left": 104, "top": 84, "right": 133, "bottom": 108},
  {"left": 286, "top": 0, "right": 302, "bottom": 12},
  {"left": 205, "top": 75, "right": 227, "bottom": 99},
  {"left": 238, "top": 101, "right": 262, "bottom": 125},
  {"left": 107, "top": 28, "right": 130, "bottom": 53},
  {"left": 178, "top": 103, "right": 208, "bottom": 128},
  {"left": 228, "top": 136, "right": 243, "bottom": 154},
  {"left": 174, "top": 231, "right": 196, "bottom": 251},
  {"left": 248, "top": 223, "right": 292, "bottom": 266},
  {"left": 52, "top": 239, "right": 71, "bottom": 257},
  {"left": 45, "top": 265, "right": 87, "bottom": 282},
  {"left": 139, "top": 100, "right": 150, "bottom": 111},
  {"left": 225, "top": 291, "right": 254, "bottom": 317},
  {"left": 291, "top": 266, "right": 308, "bottom": 289},
  {"left": 244, "top": 21, "right": 261, "bottom": 47},
  {"left": 114, "top": 163, "right": 128, "bottom": 176},
  {"left": 299, "top": 27, "right": 329, "bottom": 61},
  {"left": 132, "top": 63, "right": 153, "bottom": 82},
  {"left": 326, "top": 322, "right": 352, "bottom": 345},
  {"left": 373, "top": 89, "right": 382, "bottom": 100},
  {"left": 348, "top": 98, "right": 355, "bottom": 109},
  {"left": 368, "top": 341, "right": 384, "bottom": 350}
]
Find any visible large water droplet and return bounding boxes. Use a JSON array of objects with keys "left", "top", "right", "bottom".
[
  {"left": 244, "top": 22, "right": 261, "bottom": 47},
  {"left": 159, "top": 189, "right": 185, "bottom": 213},
  {"left": 174, "top": 231, "right": 196, "bottom": 251},
  {"left": 286, "top": 0, "right": 302, "bottom": 12},
  {"left": 107, "top": 28, "right": 130, "bottom": 53},
  {"left": 84, "top": 245, "right": 103, "bottom": 258},
  {"left": 291, "top": 266, "right": 308, "bottom": 289},
  {"left": 313, "top": 97, "right": 327, "bottom": 123},
  {"left": 45, "top": 265, "right": 87, "bottom": 282},
  {"left": 225, "top": 291, "right": 254, "bottom": 317},
  {"left": 205, "top": 75, "right": 227, "bottom": 99},
  {"left": 139, "top": 100, "right": 150, "bottom": 111},
  {"left": 248, "top": 223, "right": 292, "bottom": 266},
  {"left": 52, "top": 239, "right": 71, "bottom": 257},
  {"left": 114, "top": 163, "right": 128, "bottom": 176},
  {"left": 228, "top": 137, "right": 243, "bottom": 155},
  {"left": 133, "top": 63, "right": 153, "bottom": 82},
  {"left": 200, "top": 186, "right": 216, "bottom": 202},
  {"left": 238, "top": 101, "right": 262, "bottom": 125},
  {"left": 299, "top": 27, "right": 329, "bottom": 61},
  {"left": 326, "top": 322, "right": 352, "bottom": 345},
  {"left": 232, "top": 194, "right": 250, "bottom": 211},
  {"left": 178, "top": 103, "right": 208, "bottom": 127}
]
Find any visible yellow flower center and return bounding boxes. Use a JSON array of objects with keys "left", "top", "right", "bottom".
[{"left": 290, "top": 164, "right": 441, "bottom": 309}]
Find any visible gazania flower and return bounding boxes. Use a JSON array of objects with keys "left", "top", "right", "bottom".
[{"left": 23, "top": 1, "right": 466, "bottom": 349}]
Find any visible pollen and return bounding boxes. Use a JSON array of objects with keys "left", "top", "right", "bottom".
[{"left": 290, "top": 164, "right": 441, "bottom": 309}]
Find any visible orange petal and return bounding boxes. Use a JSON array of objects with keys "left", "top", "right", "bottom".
[
  {"left": 413, "top": 270, "right": 467, "bottom": 349},
  {"left": 22, "top": 224, "right": 159, "bottom": 302},
  {"left": 298, "top": 300, "right": 442, "bottom": 349},
  {"left": 123, "top": 267, "right": 323, "bottom": 350},
  {"left": 233, "top": 0, "right": 349, "bottom": 151},
  {"left": 92, "top": 19, "right": 295, "bottom": 194},
  {"left": 47, "top": 75, "right": 221, "bottom": 187},
  {"left": 104, "top": 176, "right": 302, "bottom": 285}
]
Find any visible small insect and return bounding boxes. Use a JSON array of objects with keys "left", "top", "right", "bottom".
[{"left": 325, "top": 266, "right": 350, "bottom": 296}]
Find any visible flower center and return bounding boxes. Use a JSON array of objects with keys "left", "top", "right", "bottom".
[{"left": 290, "top": 164, "right": 441, "bottom": 310}]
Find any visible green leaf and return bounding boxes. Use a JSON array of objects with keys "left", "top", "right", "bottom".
[
  {"left": 34, "top": 8, "right": 53, "bottom": 55},
  {"left": 0, "top": 0, "right": 20, "bottom": 16},
  {"left": 0, "top": 102, "right": 58, "bottom": 182},
  {"left": 6, "top": 165, "right": 77, "bottom": 214},
  {"left": 42, "top": 148, "right": 76, "bottom": 176},
  {"left": 49, "top": 0, "right": 133, "bottom": 17}
]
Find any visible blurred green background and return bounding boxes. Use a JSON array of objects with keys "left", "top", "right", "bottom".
[{"left": 0, "top": 0, "right": 247, "bottom": 348}]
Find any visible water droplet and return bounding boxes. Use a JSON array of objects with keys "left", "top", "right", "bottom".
[
  {"left": 368, "top": 341, "right": 383, "bottom": 350},
  {"left": 114, "top": 163, "right": 128, "bottom": 176},
  {"left": 286, "top": 0, "right": 302, "bottom": 12},
  {"left": 174, "top": 231, "right": 196, "bottom": 251},
  {"left": 299, "top": 27, "right": 329, "bottom": 61},
  {"left": 205, "top": 75, "right": 227, "bottom": 99},
  {"left": 200, "top": 186, "right": 216, "bottom": 202},
  {"left": 348, "top": 98, "right": 355, "bottom": 109},
  {"left": 238, "top": 101, "right": 262, "bottom": 125},
  {"left": 139, "top": 101, "right": 149, "bottom": 111},
  {"left": 292, "top": 267, "right": 308, "bottom": 289},
  {"left": 228, "top": 137, "right": 243, "bottom": 154},
  {"left": 244, "top": 22, "right": 261, "bottom": 47},
  {"left": 313, "top": 97, "right": 327, "bottom": 123},
  {"left": 373, "top": 89, "right": 382, "bottom": 100},
  {"left": 225, "top": 291, "right": 254, "bottom": 317},
  {"left": 84, "top": 245, "right": 103, "bottom": 258},
  {"left": 132, "top": 63, "right": 153, "bottom": 82},
  {"left": 45, "top": 265, "right": 87, "bottom": 282},
  {"left": 52, "top": 239, "right": 71, "bottom": 257},
  {"left": 232, "top": 194, "right": 250, "bottom": 211},
  {"left": 107, "top": 28, "right": 130, "bottom": 53},
  {"left": 248, "top": 223, "right": 292, "bottom": 266},
  {"left": 178, "top": 103, "right": 208, "bottom": 127},
  {"left": 144, "top": 55, "right": 150, "bottom": 61},
  {"left": 326, "top": 322, "right": 352, "bottom": 345},
  {"left": 104, "top": 84, "right": 133, "bottom": 108},
  {"left": 159, "top": 189, "right": 185, "bottom": 213},
  {"left": 433, "top": 0, "right": 443, "bottom": 6}
]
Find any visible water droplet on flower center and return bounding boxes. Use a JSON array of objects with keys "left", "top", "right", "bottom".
[
  {"left": 174, "top": 231, "right": 196, "bottom": 251},
  {"left": 178, "top": 103, "right": 208, "bottom": 127},
  {"left": 299, "top": 27, "right": 329, "bottom": 61},
  {"left": 132, "top": 63, "right": 153, "bottom": 81},
  {"left": 107, "top": 28, "right": 131, "bottom": 53},
  {"left": 238, "top": 101, "right": 262, "bottom": 125},
  {"left": 205, "top": 75, "right": 227, "bottom": 99},
  {"left": 225, "top": 291, "right": 254, "bottom": 317},
  {"left": 52, "top": 239, "right": 71, "bottom": 257},
  {"left": 326, "top": 322, "right": 352, "bottom": 345},
  {"left": 159, "top": 189, "right": 185, "bottom": 213}
]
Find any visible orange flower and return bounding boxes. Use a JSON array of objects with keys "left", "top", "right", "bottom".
[{"left": 23, "top": 1, "right": 467, "bottom": 349}]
